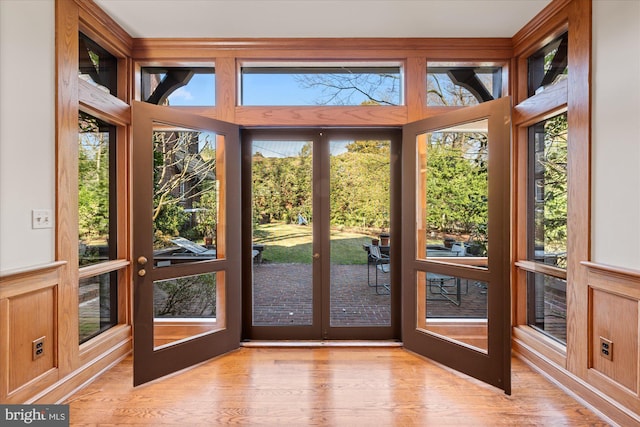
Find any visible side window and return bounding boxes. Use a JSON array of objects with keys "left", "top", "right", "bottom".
[
  {"left": 526, "top": 113, "right": 568, "bottom": 343},
  {"left": 77, "top": 34, "right": 125, "bottom": 344},
  {"left": 515, "top": 29, "right": 572, "bottom": 346}
]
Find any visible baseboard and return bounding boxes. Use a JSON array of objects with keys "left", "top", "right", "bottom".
[
  {"left": 28, "top": 338, "right": 131, "bottom": 404},
  {"left": 514, "top": 337, "right": 639, "bottom": 427}
]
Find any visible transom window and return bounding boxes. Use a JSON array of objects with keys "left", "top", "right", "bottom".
[
  {"left": 141, "top": 67, "right": 215, "bottom": 106},
  {"left": 527, "top": 32, "right": 568, "bottom": 96},
  {"left": 427, "top": 63, "right": 502, "bottom": 106},
  {"left": 79, "top": 32, "right": 117, "bottom": 94},
  {"left": 240, "top": 62, "right": 403, "bottom": 106}
]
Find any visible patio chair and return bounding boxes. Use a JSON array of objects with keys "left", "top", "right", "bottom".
[{"left": 368, "top": 244, "right": 390, "bottom": 295}]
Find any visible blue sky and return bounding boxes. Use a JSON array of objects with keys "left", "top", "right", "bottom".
[{"left": 166, "top": 71, "right": 400, "bottom": 107}]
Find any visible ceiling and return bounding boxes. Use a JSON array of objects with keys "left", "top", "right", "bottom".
[{"left": 94, "top": 0, "right": 552, "bottom": 39}]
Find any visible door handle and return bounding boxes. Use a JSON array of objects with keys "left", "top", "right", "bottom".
[
  {"left": 138, "top": 269, "right": 146, "bottom": 277},
  {"left": 312, "top": 253, "right": 320, "bottom": 260},
  {"left": 137, "top": 256, "right": 148, "bottom": 265}
]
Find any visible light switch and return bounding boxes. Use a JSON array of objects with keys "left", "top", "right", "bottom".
[{"left": 32, "top": 209, "right": 53, "bottom": 229}]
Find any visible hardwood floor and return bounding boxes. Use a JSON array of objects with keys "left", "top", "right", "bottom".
[{"left": 66, "top": 347, "right": 610, "bottom": 426}]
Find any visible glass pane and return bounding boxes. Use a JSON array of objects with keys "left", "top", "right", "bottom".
[
  {"left": 418, "top": 271, "right": 488, "bottom": 352},
  {"left": 528, "top": 32, "right": 568, "bottom": 96},
  {"left": 242, "top": 65, "right": 401, "bottom": 106},
  {"left": 527, "top": 272, "right": 567, "bottom": 344},
  {"left": 79, "top": 271, "right": 117, "bottom": 343},
  {"left": 141, "top": 67, "right": 215, "bottom": 106},
  {"left": 427, "top": 63, "right": 502, "bottom": 106},
  {"left": 416, "top": 120, "right": 489, "bottom": 264},
  {"left": 153, "top": 271, "right": 222, "bottom": 349},
  {"left": 79, "top": 32, "right": 117, "bottom": 95},
  {"left": 78, "top": 112, "right": 115, "bottom": 267},
  {"left": 251, "top": 140, "right": 313, "bottom": 326},
  {"left": 152, "top": 125, "right": 220, "bottom": 267},
  {"left": 528, "top": 113, "right": 568, "bottom": 268},
  {"left": 329, "top": 139, "right": 391, "bottom": 327}
]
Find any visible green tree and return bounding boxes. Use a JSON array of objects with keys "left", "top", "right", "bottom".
[{"left": 78, "top": 114, "right": 110, "bottom": 246}]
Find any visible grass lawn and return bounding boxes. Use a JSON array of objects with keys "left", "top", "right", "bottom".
[{"left": 254, "top": 222, "right": 373, "bottom": 264}]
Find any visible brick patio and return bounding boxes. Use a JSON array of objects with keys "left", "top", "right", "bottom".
[{"left": 252, "top": 262, "right": 489, "bottom": 327}]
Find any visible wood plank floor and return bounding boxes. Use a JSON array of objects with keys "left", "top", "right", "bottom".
[{"left": 65, "top": 347, "right": 610, "bottom": 426}]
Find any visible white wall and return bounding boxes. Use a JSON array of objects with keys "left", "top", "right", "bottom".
[
  {"left": 0, "top": 0, "right": 56, "bottom": 271},
  {"left": 0, "top": 0, "right": 638, "bottom": 272},
  {"left": 592, "top": 0, "right": 640, "bottom": 269}
]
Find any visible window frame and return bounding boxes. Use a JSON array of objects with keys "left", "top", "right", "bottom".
[
  {"left": 76, "top": 30, "right": 131, "bottom": 352},
  {"left": 238, "top": 61, "right": 405, "bottom": 107},
  {"left": 56, "top": 0, "right": 133, "bottom": 369},
  {"left": 511, "top": 0, "right": 591, "bottom": 373}
]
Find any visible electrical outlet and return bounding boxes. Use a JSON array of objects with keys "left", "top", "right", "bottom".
[
  {"left": 32, "top": 209, "right": 53, "bottom": 229},
  {"left": 32, "top": 336, "right": 45, "bottom": 360},
  {"left": 599, "top": 336, "right": 613, "bottom": 361}
]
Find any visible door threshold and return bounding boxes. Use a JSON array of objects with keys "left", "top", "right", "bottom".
[{"left": 241, "top": 340, "right": 403, "bottom": 348}]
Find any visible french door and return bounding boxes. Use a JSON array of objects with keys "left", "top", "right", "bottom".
[
  {"left": 401, "top": 97, "right": 512, "bottom": 393},
  {"left": 242, "top": 129, "right": 401, "bottom": 340},
  {"left": 131, "top": 102, "right": 241, "bottom": 386}
]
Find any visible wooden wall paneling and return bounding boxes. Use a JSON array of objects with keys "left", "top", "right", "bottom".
[
  {"left": 514, "top": 336, "right": 639, "bottom": 427},
  {"left": 0, "top": 298, "right": 9, "bottom": 401},
  {"left": 589, "top": 288, "right": 638, "bottom": 393},
  {"left": 0, "top": 262, "right": 65, "bottom": 402},
  {"left": 581, "top": 262, "right": 640, "bottom": 419},
  {"left": 564, "top": 0, "right": 592, "bottom": 378},
  {"left": 8, "top": 288, "right": 57, "bottom": 393},
  {"left": 56, "top": 0, "right": 81, "bottom": 377},
  {"left": 33, "top": 336, "right": 130, "bottom": 404}
]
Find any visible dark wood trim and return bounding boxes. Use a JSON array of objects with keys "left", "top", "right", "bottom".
[
  {"left": 402, "top": 97, "right": 512, "bottom": 394},
  {"left": 241, "top": 128, "right": 401, "bottom": 341},
  {"left": 131, "top": 102, "right": 241, "bottom": 385}
]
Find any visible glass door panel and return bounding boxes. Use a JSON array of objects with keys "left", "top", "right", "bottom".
[
  {"left": 415, "top": 120, "right": 489, "bottom": 352},
  {"left": 251, "top": 139, "right": 314, "bottom": 327},
  {"left": 416, "top": 121, "right": 489, "bottom": 264},
  {"left": 329, "top": 139, "right": 391, "bottom": 327},
  {"left": 150, "top": 123, "right": 225, "bottom": 347}
]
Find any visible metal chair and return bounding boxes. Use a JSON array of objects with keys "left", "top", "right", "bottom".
[{"left": 368, "top": 245, "right": 390, "bottom": 294}]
